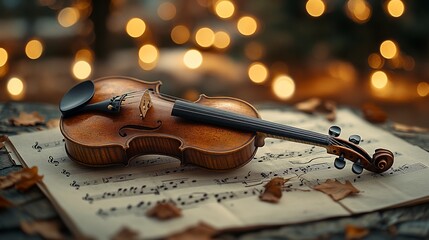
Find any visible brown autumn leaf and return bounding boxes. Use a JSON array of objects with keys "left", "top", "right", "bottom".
[
  {"left": 0, "top": 195, "right": 13, "bottom": 209},
  {"left": 295, "top": 98, "right": 322, "bottom": 114},
  {"left": 393, "top": 122, "right": 429, "bottom": 133},
  {"left": 345, "top": 225, "right": 369, "bottom": 240},
  {"left": 10, "top": 111, "right": 45, "bottom": 126},
  {"left": 361, "top": 103, "right": 387, "bottom": 123},
  {"left": 295, "top": 98, "right": 337, "bottom": 121},
  {"left": 259, "top": 177, "right": 287, "bottom": 203},
  {"left": 166, "top": 222, "right": 216, "bottom": 240},
  {"left": 313, "top": 179, "right": 359, "bottom": 201},
  {"left": 0, "top": 166, "right": 43, "bottom": 191},
  {"left": 111, "top": 226, "right": 139, "bottom": 240},
  {"left": 146, "top": 202, "right": 182, "bottom": 220},
  {"left": 20, "top": 220, "right": 64, "bottom": 240},
  {"left": 46, "top": 118, "right": 61, "bottom": 129}
]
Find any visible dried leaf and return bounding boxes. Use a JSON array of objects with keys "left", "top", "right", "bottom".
[
  {"left": 146, "top": 202, "right": 182, "bottom": 220},
  {"left": 166, "top": 222, "right": 216, "bottom": 240},
  {"left": 345, "top": 225, "right": 369, "bottom": 240},
  {"left": 313, "top": 179, "right": 359, "bottom": 201},
  {"left": 20, "top": 220, "right": 64, "bottom": 240},
  {"left": 295, "top": 98, "right": 322, "bottom": 113},
  {"left": 46, "top": 118, "right": 61, "bottom": 129},
  {"left": 111, "top": 226, "right": 139, "bottom": 240},
  {"left": 295, "top": 98, "right": 337, "bottom": 121},
  {"left": 323, "top": 100, "right": 337, "bottom": 121},
  {"left": 0, "top": 166, "right": 43, "bottom": 191},
  {"left": 259, "top": 177, "right": 287, "bottom": 203},
  {"left": 393, "top": 122, "right": 428, "bottom": 133},
  {"left": 0, "top": 195, "right": 13, "bottom": 209},
  {"left": 10, "top": 111, "right": 45, "bottom": 126},
  {"left": 361, "top": 103, "right": 387, "bottom": 123}
]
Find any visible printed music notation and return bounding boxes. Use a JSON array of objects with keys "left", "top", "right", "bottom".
[{"left": 8, "top": 109, "right": 429, "bottom": 240}]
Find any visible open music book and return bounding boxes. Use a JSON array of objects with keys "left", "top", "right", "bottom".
[{"left": 4, "top": 109, "right": 429, "bottom": 239}]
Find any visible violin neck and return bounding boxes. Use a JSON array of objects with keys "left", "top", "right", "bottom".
[{"left": 171, "top": 100, "right": 330, "bottom": 148}]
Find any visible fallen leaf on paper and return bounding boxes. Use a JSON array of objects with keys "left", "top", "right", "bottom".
[
  {"left": 393, "top": 122, "right": 428, "bottom": 133},
  {"left": 111, "top": 226, "right": 140, "bottom": 240},
  {"left": 313, "top": 179, "right": 359, "bottom": 201},
  {"left": 0, "top": 166, "right": 43, "bottom": 191},
  {"left": 295, "top": 98, "right": 337, "bottom": 121},
  {"left": 146, "top": 202, "right": 182, "bottom": 220},
  {"left": 166, "top": 222, "right": 216, "bottom": 240},
  {"left": 10, "top": 111, "right": 45, "bottom": 126},
  {"left": 345, "top": 224, "right": 369, "bottom": 240},
  {"left": 295, "top": 98, "right": 321, "bottom": 113},
  {"left": 361, "top": 103, "right": 387, "bottom": 123},
  {"left": 20, "top": 220, "right": 64, "bottom": 240},
  {"left": 259, "top": 177, "right": 287, "bottom": 203},
  {"left": 0, "top": 196, "right": 13, "bottom": 208},
  {"left": 46, "top": 118, "right": 61, "bottom": 129}
]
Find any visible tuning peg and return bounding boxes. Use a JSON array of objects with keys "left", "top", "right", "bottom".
[
  {"left": 349, "top": 135, "right": 361, "bottom": 145},
  {"left": 334, "top": 156, "right": 346, "bottom": 169},
  {"left": 328, "top": 126, "right": 341, "bottom": 137},
  {"left": 352, "top": 160, "right": 363, "bottom": 174}
]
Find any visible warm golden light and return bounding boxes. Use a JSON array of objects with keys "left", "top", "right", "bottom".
[
  {"left": 138, "top": 44, "right": 159, "bottom": 64},
  {"left": 72, "top": 60, "right": 92, "bottom": 80},
  {"left": 368, "top": 53, "right": 384, "bottom": 69},
  {"left": 346, "top": 0, "right": 371, "bottom": 23},
  {"left": 272, "top": 75, "right": 295, "bottom": 100},
  {"left": 158, "top": 2, "right": 176, "bottom": 21},
  {"left": 417, "top": 82, "right": 429, "bottom": 97},
  {"left": 380, "top": 40, "right": 398, "bottom": 59},
  {"left": 183, "top": 49, "right": 203, "bottom": 69},
  {"left": 58, "top": 7, "right": 80, "bottom": 27},
  {"left": 138, "top": 59, "right": 157, "bottom": 71},
  {"left": 75, "top": 49, "right": 93, "bottom": 62},
  {"left": 7, "top": 77, "right": 24, "bottom": 96},
  {"left": 237, "top": 16, "right": 258, "bottom": 36},
  {"left": 306, "top": 0, "right": 325, "bottom": 17},
  {"left": 195, "top": 27, "right": 215, "bottom": 48},
  {"left": 25, "top": 39, "right": 43, "bottom": 60},
  {"left": 0, "top": 48, "right": 7, "bottom": 67},
  {"left": 213, "top": 31, "right": 230, "bottom": 49},
  {"left": 248, "top": 62, "right": 268, "bottom": 84},
  {"left": 171, "top": 25, "right": 190, "bottom": 44},
  {"left": 214, "top": 0, "right": 235, "bottom": 19},
  {"left": 387, "top": 0, "right": 405, "bottom": 18},
  {"left": 371, "top": 71, "right": 388, "bottom": 89},
  {"left": 126, "top": 18, "right": 146, "bottom": 38},
  {"left": 244, "top": 41, "right": 265, "bottom": 60}
]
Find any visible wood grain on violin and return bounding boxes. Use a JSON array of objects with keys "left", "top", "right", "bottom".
[{"left": 60, "top": 76, "right": 394, "bottom": 174}]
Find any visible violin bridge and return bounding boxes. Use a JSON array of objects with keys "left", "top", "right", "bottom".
[{"left": 139, "top": 90, "right": 152, "bottom": 119}]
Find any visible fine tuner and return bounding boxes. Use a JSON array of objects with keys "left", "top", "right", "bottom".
[{"left": 59, "top": 76, "right": 394, "bottom": 175}]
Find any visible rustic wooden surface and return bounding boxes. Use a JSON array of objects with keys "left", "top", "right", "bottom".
[{"left": 1, "top": 102, "right": 429, "bottom": 239}]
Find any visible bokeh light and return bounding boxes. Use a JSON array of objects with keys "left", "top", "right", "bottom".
[
  {"left": 0, "top": 48, "right": 8, "bottom": 67},
  {"left": 346, "top": 0, "right": 371, "bottom": 23},
  {"left": 248, "top": 62, "right": 268, "bottom": 84},
  {"left": 244, "top": 41, "right": 265, "bottom": 60},
  {"left": 195, "top": 27, "right": 215, "bottom": 48},
  {"left": 368, "top": 53, "right": 384, "bottom": 69},
  {"left": 272, "top": 75, "right": 295, "bottom": 100},
  {"left": 213, "top": 31, "right": 230, "bottom": 49},
  {"left": 387, "top": 0, "right": 405, "bottom": 18},
  {"left": 183, "top": 49, "right": 203, "bottom": 69},
  {"left": 138, "top": 44, "right": 159, "bottom": 64},
  {"left": 171, "top": 25, "right": 190, "bottom": 44},
  {"left": 380, "top": 40, "right": 398, "bottom": 59},
  {"left": 371, "top": 71, "right": 388, "bottom": 89},
  {"left": 214, "top": 0, "right": 235, "bottom": 19},
  {"left": 72, "top": 60, "right": 92, "bottom": 80},
  {"left": 158, "top": 2, "right": 176, "bottom": 21},
  {"left": 7, "top": 77, "right": 24, "bottom": 96},
  {"left": 126, "top": 18, "right": 146, "bottom": 38},
  {"left": 25, "top": 39, "right": 43, "bottom": 60},
  {"left": 58, "top": 7, "right": 80, "bottom": 27},
  {"left": 417, "top": 82, "right": 429, "bottom": 97},
  {"left": 306, "top": 0, "right": 325, "bottom": 17},
  {"left": 237, "top": 16, "right": 258, "bottom": 36},
  {"left": 75, "top": 49, "right": 94, "bottom": 62}
]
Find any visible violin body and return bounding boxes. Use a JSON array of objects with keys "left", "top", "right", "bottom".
[{"left": 60, "top": 76, "right": 261, "bottom": 170}]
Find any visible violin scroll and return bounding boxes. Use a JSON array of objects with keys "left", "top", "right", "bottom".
[{"left": 372, "top": 148, "right": 394, "bottom": 173}]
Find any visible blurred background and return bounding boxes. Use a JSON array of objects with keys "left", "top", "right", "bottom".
[{"left": 0, "top": 0, "right": 428, "bottom": 126}]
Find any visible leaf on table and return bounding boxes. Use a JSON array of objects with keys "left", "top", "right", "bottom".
[
  {"left": 166, "top": 222, "right": 217, "bottom": 240},
  {"left": 46, "top": 118, "right": 61, "bottom": 129},
  {"left": 361, "top": 103, "right": 387, "bottom": 123},
  {"left": 313, "top": 179, "right": 360, "bottom": 201},
  {"left": 111, "top": 226, "right": 140, "bottom": 240},
  {"left": 10, "top": 111, "right": 45, "bottom": 126},
  {"left": 0, "top": 195, "right": 13, "bottom": 209},
  {"left": 20, "top": 220, "right": 64, "bottom": 240},
  {"left": 146, "top": 202, "right": 182, "bottom": 220},
  {"left": 295, "top": 98, "right": 337, "bottom": 121},
  {"left": 0, "top": 166, "right": 43, "bottom": 191},
  {"left": 345, "top": 224, "right": 369, "bottom": 240},
  {"left": 295, "top": 98, "right": 322, "bottom": 113},
  {"left": 259, "top": 177, "right": 287, "bottom": 203},
  {"left": 393, "top": 122, "right": 428, "bottom": 133}
]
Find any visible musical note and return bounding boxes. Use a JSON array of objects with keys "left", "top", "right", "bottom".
[
  {"left": 32, "top": 139, "right": 65, "bottom": 152},
  {"left": 61, "top": 169, "right": 71, "bottom": 177}
]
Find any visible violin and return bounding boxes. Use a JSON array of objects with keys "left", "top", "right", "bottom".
[{"left": 59, "top": 76, "right": 394, "bottom": 174}]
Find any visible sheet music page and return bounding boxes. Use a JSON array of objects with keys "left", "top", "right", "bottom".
[{"left": 8, "top": 109, "right": 429, "bottom": 239}]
